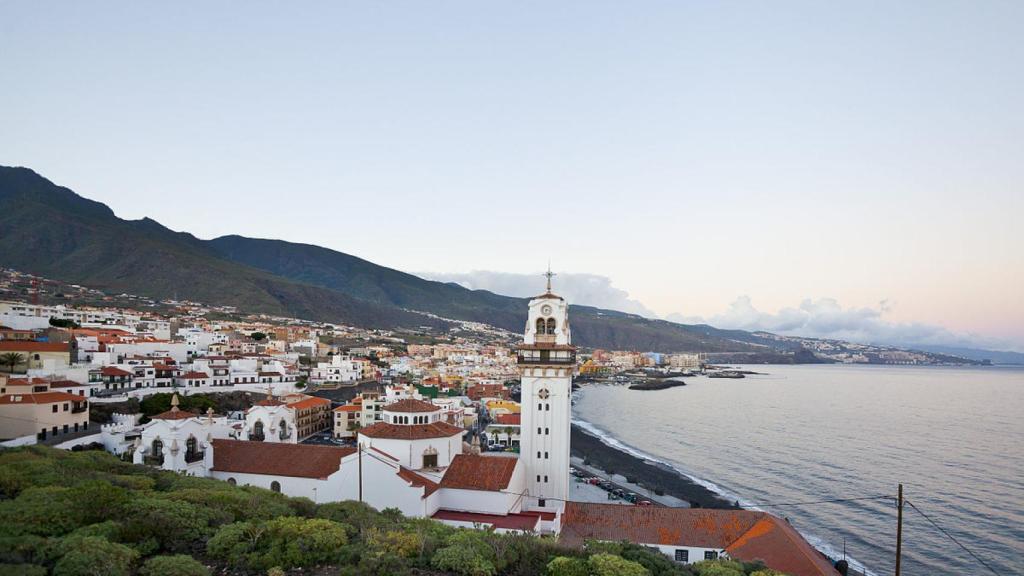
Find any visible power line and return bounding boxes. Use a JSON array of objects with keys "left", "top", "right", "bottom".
[
  {"left": 751, "top": 495, "right": 895, "bottom": 508},
  {"left": 903, "top": 499, "right": 1000, "bottom": 576}
]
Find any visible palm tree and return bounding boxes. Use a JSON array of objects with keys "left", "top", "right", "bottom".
[{"left": 0, "top": 352, "right": 25, "bottom": 374}]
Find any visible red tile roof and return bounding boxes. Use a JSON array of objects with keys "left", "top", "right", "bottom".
[
  {"left": 334, "top": 404, "right": 361, "bottom": 412},
  {"left": 288, "top": 397, "right": 331, "bottom": 410},
  {"left": 0, "top": 391, "right": 87, "bottom": 405},
  {"left": 559, "top": 503, "right": 838, "bottom": 576},
  {"left": 47, "top": 380, "right": 85, "bottom": 389},
  {"left": 439, "top": 454, "right": 518, "bottom": 492},
  {"left": 255, "top": 398, "right": 286, "bottom": 406},
  {"left": 397, "top": 467, "right": 440, "bottom": 496},
  {"left": 100, "top": 366, "right": 134, "bottom": 377},
  {"left": 358, "top": 421, "right": 464, "bottom": 441},
  {"left": 178, "top": 371, "right": 209, "bottom": 379},
  {"left": 495, "top": 413, "right": 521, "bottom": 426},
  {"left": 384, "top": 398, "right": 439, "bottom": 413},
  {"left": 211, "top": 439, "right": 356, "bottom": 479},
  {"left": 0, "top": 341, "right": 70, "bottom": 352},
  {"left": 151, "top": 408, "right": 197, "bottom": 420},
  {"left": 432, "top": 509, "right": 539, "bottom": 531}
]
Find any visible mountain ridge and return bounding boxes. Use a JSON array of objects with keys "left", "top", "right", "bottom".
[{"left": 0, "top": 166, "right": 761, "bottom": 352}]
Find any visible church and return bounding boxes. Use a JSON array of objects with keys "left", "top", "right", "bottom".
[{"left": 119, "top": 275, "right": 573, "bottom": 533}]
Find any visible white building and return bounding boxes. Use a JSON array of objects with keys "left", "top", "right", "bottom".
[
  {"left": 518, "top": 271, "right": 575, "bottom": 512},
  {"left": 310, "top": 355, "right": 361, "bottom": 385}
]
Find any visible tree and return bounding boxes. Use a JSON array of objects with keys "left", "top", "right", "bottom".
[
  {"left": 547, "top": 556, "right": 589, "bottom": 576},
  {"left": 250, "top": 332, "right": 267, "bottom": 342},
  {"left": 1, "top": 353, "right": 25, "bottom": 373},
  {"left": 48, "top": 318, "right": 80, "bottom": 329},
  {"left": 51, "top": 536, "right": 138, "bottom": 576}
]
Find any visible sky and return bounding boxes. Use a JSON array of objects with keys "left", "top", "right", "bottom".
[{"left": 2, "top": 2, "right": 1022, "bottom": 351}]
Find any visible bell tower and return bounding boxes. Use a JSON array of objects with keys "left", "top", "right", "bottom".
[{"left": 519, "top": 266, "right": 575, "bottom": 511}]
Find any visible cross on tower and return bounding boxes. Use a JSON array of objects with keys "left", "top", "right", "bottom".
[{"left": 544, "top": 264, "right": 556, "bottom": 293}]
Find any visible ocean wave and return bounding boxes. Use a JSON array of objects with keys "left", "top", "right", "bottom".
[{"left": 571, "top": 410, "right": 880, "bottom": 576}]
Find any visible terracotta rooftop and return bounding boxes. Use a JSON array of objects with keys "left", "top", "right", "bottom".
[
  {"left": 384, "top": 398, "right": 439, "bottom": 413},
  {"left": 559, "top": 503, "right": 838, "bottom": 576},
  {"left": 432, "top": 509, "right": 540, "bottom": 531},
  {"left": 255, "top": 398, "right": 286, "bottom": 407},
  {"left": 0, "top": 341, "right": 70, "bottom": 352},
  {"left": 494, "top": 413, "right": 521, "bottom": 426},
  {"left": 397, "top": 467, "right": 440, "bottom": 496},
  {"left": 334, "top": 404, "right": 361, "bottom": 413},
  {"left": 99, "top": 366, "right": 133, "bottom": 377},
  {"left": 151, "top": 408, "right": 196, "bottom": 420},
  {"left": 179, "top": 371, "right": 209, "bottom": 379},
  {"left": 211, "top": 439, "right": 355, "bottom": 479},
  {"left": 288, "top": 396, "right": 331, "bottom": 410},
  {"left": 358, "top": 421, "right": 464, "bottom": 441},
  {"left": 440, "top": 454, "right": 518, "bottom": 492},
  {"left": 0, "top": 391, "right": 87, "bottom": 405}
]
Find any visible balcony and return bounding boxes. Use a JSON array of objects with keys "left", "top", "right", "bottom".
[
  {"left": 517, "top": 351, "right": 576, "bottom": 365},
  {"left": 185, "top": 450, "right": 205, "bottom": 464}
]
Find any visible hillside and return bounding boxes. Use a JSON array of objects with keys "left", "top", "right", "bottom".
[{"left": 0, "top": 166, "right": 760, "bottom": 352}]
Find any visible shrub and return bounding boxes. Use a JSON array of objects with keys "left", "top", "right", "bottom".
[
  {"left": 51, "top": 536, "right": 138, "bottom": 576},
  {"left": 588, "top": 553, "right": 650, "bottom": 576},
  {"left": 121, "top": 497, "right": 218, "bottom": 553},
  {"left": 316, "top": 500, "right": 393, "bottom": 537},
  {"left": 287, "top": 496, "right": 317, "bottom": 518},
  {"left": 431, "top": 544, "right": 496, "bottom": 576},
  {"left": 365, "top": 528, "right": 423, "bottom": 559},
  {"left": 547, "top": 556, "right": 589, "bottom": 576},
  {"left": 694, "top": 560, "right": 746, "bottom": 576},
  {"left": 0, "top": 535, "right": 48, "bottom": 565},
  {"left": 139, "top": 555, "right": 210, "bottom": 576},
  {"left": 207, "top": 517, "right": 348, "bottom": 571}
]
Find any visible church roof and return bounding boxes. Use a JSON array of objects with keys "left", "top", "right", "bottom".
[
  {"left": 358, "top": 421, "right": 464, "bottom": 440},
  {"left": 384, "top": 398, "right": 439, "bottom": 413},
  {"left": 210, "top": 439, "right": 355, "bottom": 479},
  {"left": 439, "top": 454, "right": 518, "bottom": 491},
  {"left": 397, "top": 467, "right": 440, "bottom": 496}
]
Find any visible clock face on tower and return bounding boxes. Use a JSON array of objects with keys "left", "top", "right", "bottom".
[
  {"left": 541, "top": 305, "right": 552, "bottom": 315},
  {"left": 538, "top": 388, "right": 550, "bottom": 399}
]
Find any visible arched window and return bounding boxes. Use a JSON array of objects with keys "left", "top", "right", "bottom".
[
  {"left": 227, "top": 477, "right": 236, "bottom": 486},
  {"left": 185, "top": 435, "right": 200, "bottom": 463},
  {"left": 546, "top": 318, "right": 556, "bottom": 334},
  {"left": 423, "top": 446, "right": 438, "bottom": 468},
  {"left": 270, "top": 481, "right": 281, "bottom": 493},
  {"left": 252, "top": 420, "right": 265, "bottom": 441},
  {"left": 151, "top": 438, "right": 164, "bottom": 465},
  {"left": 535, "top": 318, "right": 546, "bottom": 334},
  {"left": 279, "top": 420, "right": 290, "bottom": 441}
]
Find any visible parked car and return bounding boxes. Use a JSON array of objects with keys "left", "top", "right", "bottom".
[
  {"left": 587, "top": 477, "right": 601, "bottom": 485},
  {"left": 637, "top": 499, "right": 653, "bottom": 506},
  {"left": 624, "top": 492, "right": 638, "bottom": 503}
]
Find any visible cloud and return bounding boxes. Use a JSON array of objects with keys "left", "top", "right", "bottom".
[
  {"left": 673, "top": 296, "right": 1012, "bottom": 351},
  {"left": 420, "top": 270, "right": 659, "bottom": 318}
]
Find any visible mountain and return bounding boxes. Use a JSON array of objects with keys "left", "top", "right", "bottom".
[
  {"left": 913, "top": 345, "right": 1024, "bottom": 365},
  {"left": 0, "top": 166, "right": 761, "bottom": 352}
]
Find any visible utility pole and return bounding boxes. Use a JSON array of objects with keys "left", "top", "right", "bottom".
[
  {"left": 895, "top": 483, "right": 904, "bottom": 576},
  {"left": 358, "top": 443, "right": 363, "bottom": 503}
]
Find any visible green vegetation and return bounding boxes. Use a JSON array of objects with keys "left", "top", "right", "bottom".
[
  {"left": 1, "top": 352, "right": 25, "bottom": 373},
  {"left": 0, "top": 446, "right": 789, "bottom": 576},
  {"left": 48, "top": 318, "right": 80, "bottom": 329},
  {"left": 250, "top": 331, "right": 267, "bottom": 342}
]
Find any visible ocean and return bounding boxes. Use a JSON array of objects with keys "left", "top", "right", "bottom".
[{"left": 571, "top": 364, "right": 1024, "bottom": 575}]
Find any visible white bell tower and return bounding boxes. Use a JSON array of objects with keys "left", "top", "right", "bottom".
[{"left": 519, "top": 267, "right": 575, "bottom": 511}]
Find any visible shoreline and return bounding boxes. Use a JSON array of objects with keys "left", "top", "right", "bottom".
[{"left": 570, "top": 424, "right": 738, "bottom": 509}]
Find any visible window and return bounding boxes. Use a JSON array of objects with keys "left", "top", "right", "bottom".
[
  {"left": 545, "top": 403, "right": 550, "bottom": 411},
  {"left": 546, "top": 318, "right": 556, "bottom": 334},
  {"left": 544, "top": 475, "right": 548, "bottom": 482},
  {"left": 544, "top": 452, "right": 548, "bottom": 458},
  {"left": 63, "top": 403, "right": 69, "bottom": 411},
  {"left": 537, "top": 427, "right": 542, "bottom": 434},
  {"left": 537, "top": 451, "right": 541, "bottom": 458},
  {"left": 63, "top": 424, "right": 69, "bottom": 434},
  {"left": 536, "top": 475, "right": 541, "bottom": 482},
  {"left": 545, "top": 427, "right": 549, "bottom": 434},
  {"left": 423, "top": 453, "right": 438, "bottom": 468},
  {"left": 270, "top": 481, "right": 281, "bottom": 493},
  {"left": 538, "top": 498, "right": 546, "bottom": 507},
  {"left": 252, "top": 420, "right": 265, "bottom": 441},
  {"left": 535, "top": 318, "right": 546, "bottom": 334},
  {"left": 538, "top": 403, "right": 542, "bottom": 410},
  {"left": 227, "top": 478, "right": 236, "bottom": 486},
  {"left": 704, "top": 551, "right": 718, "bottom": 561},
  {"left": 675, "top": 550, "right": 689, "bottom": 562},
  {"left": 52, "top": 405, "right": 58, "bottom": 413}
]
